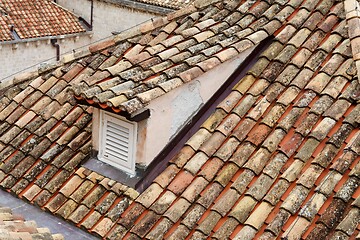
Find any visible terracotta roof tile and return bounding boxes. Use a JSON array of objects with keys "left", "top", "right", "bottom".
[
  {"left": 229, "top": 195, "right": 257, "bottom": 223},
  {"left": 0, "top": 0, "right": 86, "bottom": 41},
  {"left": 0, "top": 206, "right": 64, "bottom": 239},
  {"left": 2, "top": 0, "right": 360, "bottom": 239}
]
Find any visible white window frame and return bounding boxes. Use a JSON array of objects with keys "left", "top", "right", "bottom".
[{"left": 98, "top": 110, "right": 137, "bottom": 175}]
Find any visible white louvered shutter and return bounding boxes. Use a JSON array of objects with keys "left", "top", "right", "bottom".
[{"left": 99, "top": 111, "right": 137, "bottom": 175}]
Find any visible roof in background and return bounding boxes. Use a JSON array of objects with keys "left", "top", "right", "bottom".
[
  {"left": 0, "top": 0, "right": 86, "bottom": 41},
  {"left": 0, "top": 0, "right": 359, "bottom": 239},
  {"left": 0, "top": 205, "right": 64, "bottom": 240}
]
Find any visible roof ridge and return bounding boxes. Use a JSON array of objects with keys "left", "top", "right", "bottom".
[{"left": 193, "top": 0, "right": 223, "bottom": 9}]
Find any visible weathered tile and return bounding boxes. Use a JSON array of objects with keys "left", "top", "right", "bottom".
[
  {"left": 136, "top": 183, "right": 163, "bottom": 208},
  {"left": 245, "top": 202, "right": 273, "bottom": 230},
  {"left": 297, "top": 164, "right": 324, "bottom": 189},
  {"left": 228, "top": 142, "right": 255, "bottom": 168},
  {"left": 277, "top": 86, "right": 300, "bottom": 106},
  {"left": 281, "top": 185, "right": 310, "bottom": 214},
  {"left": 184, "top": 152, "right": 209, "bottom": 175},
  {"left": 163, "top": 198, "right": 191, "bottom": 223},
  {"left": 181, "top": 204, "right": 206, "bottom": 229},
  {"left": 198, "top": 131, "right": 226, "bottom": 157},
  {"left": 290, "top": 48, "right": 312, "bottom": 67},
  {"left": 197, "top": 182, "right": 223, "bottom": 208},
  {"left": 247, "top": 174, "right": 275, "bottom": 200},
  {"left": 276, "top": 25, "right": 297, "bottom": 43},
  {"left": 261, "top": 61, "right": 285, "bottom": 82},
  {"left": 216, "top": 113, "right": 241, "bottom": 136},
  {"left": 69, "top": 180, "right": 95, "bottom": 203},
  {"left": 278, "top": 108, "right": 304, "bottom": 132},
  {"left": 215, "top": 47, "right": 239, "bottom": 62},
  {"left": 247, "top": 124, "right": 272, "bottom": 146},
  {"left": 275, "top": 45, "right": 298, "bottom": 64},
  {"left": 167, "top": 170, "right": 194, "bottom": 195},
  {"left": 166, "top": 224, "right": 190, "bottom": 240},
  {"left": 266, "top": 209, "right": 291, "bottom": 235},
  {"left": 263, "top": 153, "right": 287, "bottom": 179},
  {"left": 229, "top": 196, "right": 257, "bottom": 223},
  {"left": 45, "top": 193, "right": 67, "bottom": 213},
  {"left": 309, "top": 117, "right": 336, "bottom": 141},
  {"left": 130, "top": 211, "right": 160, "bottom": 238},
  {"left": 281, "top": 159, "right": 304, "bottom": 182},
  {"left": 243, "top": 148, "right": 271, "bottom": 175},
  {"left": 261, "top": 105, "right": 286, "bottom": 128},
  {"left": 117, "top": 203, "right": 145, "bottom": 229},
  {"left": 68, "top": 205, "right": 90, "bottom": 224},
  {"left": 106, "top": 224, "right": 127, "bottom": 240},
  {"left": 315, "top": 171, "right": 342, "bottom": 197},
  {"left": 281, "top": 217, "right": 310, "bottom": 240},
  {"left": 217, "top": 91, "right": 242, "bottom": 113},
  {"left": 233, "top": 75, "right": 256, "bottom": 94},
  {"left": 196, "top": 211, "right": 221, "bottom": 235},
  {"left": 56, "top": 199, "right": 78, "bottom": 219},
  {"left": 215, "top": 137, "right": 239, "bottom": 161},
  {"left": 181, "top": 177, "right": 208, "bottom": 203},
  {"left": 335, "top": 177, "right": 359, "bottom": 202},
  {"left": 247, "top": 79, "right": 270, "bottom": 96},
  {"left": 324, "top": 99, "right": 351, "bottom": 120},
  {"left": 145, "top": 218, "right": 172, "bottom": 240}
]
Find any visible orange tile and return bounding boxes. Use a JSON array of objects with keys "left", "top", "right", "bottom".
[
  {"left": 246, "top": 124, "right": 272, "bottom": 146},
  {"left": 167, "top": 170, "right": 194, "bottom": 195}
]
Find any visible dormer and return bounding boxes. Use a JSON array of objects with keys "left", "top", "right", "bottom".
[{"left": 75, "top": 45, "right": 255, "bottom": 179}]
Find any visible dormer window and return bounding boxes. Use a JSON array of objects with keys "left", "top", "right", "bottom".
[
  {"left": 98, "top": 110, "right": 137, "bottom": 175},
  {"left": 83, "top": 45, "right": 255, "bottom": 189}
]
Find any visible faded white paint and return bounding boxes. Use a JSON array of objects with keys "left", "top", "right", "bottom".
[
  {"left": 139, "top": 46, "right": 254, "bottom": 166},
  {"left": 92, "top": 46, "right": 255, "bottom": 169},
  {"left": 57, "top": 0, "right": 158, "bottom": 42},
  {"left": 170, "top": 80, "right": 203, "bottom": 137}
]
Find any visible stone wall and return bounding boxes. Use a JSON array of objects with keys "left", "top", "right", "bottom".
[
  {"left": 0, "top": 34, "right": 93, "bottom": 84},
  {"left": 57, "top": 0, "right": 158, "bottom": 42}
]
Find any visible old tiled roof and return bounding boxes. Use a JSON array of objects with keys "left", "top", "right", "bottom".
[
  {"left": 0, "top": 205, "right": 64, "bottom": 240},
  {"left": 0, "top": 0, "right": 360, "bottom": 239},
  {"left": 101, "top": 0, "right": 360, "bottom": 237},
  {"left": 71, "top": 0, "right": 278, "bottom": 114},
  {"left": 0, "top": 0, "right": 86, "bottom": 41},
  {"left": 134, "top": 0, "right": 193, "bottom": 10},
  {"left": 0, "top": 66, "right": 139, "bottom": 237}
]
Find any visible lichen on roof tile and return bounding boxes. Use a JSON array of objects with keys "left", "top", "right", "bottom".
[{"left": 1, "top": 0, "right": 360, "bottom": 239}]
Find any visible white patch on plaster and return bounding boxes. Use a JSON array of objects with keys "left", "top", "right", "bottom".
[{"left": 170, "top": 80, "right": 203, "bottom": 137}]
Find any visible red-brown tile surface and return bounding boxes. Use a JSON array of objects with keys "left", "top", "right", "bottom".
[
  {"left": 1, "top": 0, "right": 360, "bottom": 239},
  {"left": 0, "top": 0, "right": 86, "bottom": 41}
]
